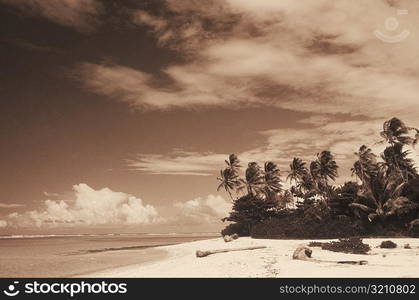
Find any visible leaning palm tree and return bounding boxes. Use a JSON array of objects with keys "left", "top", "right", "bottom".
[
  {"left": 287, "top": 157, "right": 308, "bottom": 185},
  {"left": 225, "top": 153, "right": 241, "bottom": 176},
  {"left": 245, "top": 162, "right": 265, "bottom": 196},
  {"left": 351, "top": 145, "right": 379, "bottom": 190},
  {"left": 217, "top": 154, "right": 244, "bottom": 201},
  {"left": 380, "top": 118, "right": 419, "bottom": 182},
  {"left": 380, "top": 143, "right": 417, "bottom": 182},
  {"left": 217, "top": 168, "right": 239, "bottom": 201},
  {"left": 316, "top": 151, "right": 339, "bottom": 182},
  {"left": 310, "top": 151, "right": 338, "bottom": 200},
  {"left": 380, "top": 117, "right": 417, "bottom": 146},
  {"left": 263, "top": 161, "right": 283, "bottom": 195}
]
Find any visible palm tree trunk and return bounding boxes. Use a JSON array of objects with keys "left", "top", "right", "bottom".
[{"left": 227, "top": 189, "right": 234, "bottom": 202}]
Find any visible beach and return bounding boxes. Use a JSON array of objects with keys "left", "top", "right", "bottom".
[{"left": 84, "top": 237, "right": 419, "bottom": 278}]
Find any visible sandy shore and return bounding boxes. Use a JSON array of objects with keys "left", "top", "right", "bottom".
[{"left": 84, "top": 237, "right": 419, "bottom": 277}]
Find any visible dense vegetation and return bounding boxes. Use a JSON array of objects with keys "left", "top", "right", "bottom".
[{"left": 218, "top": 117, "right": 419, "bottom": 238}]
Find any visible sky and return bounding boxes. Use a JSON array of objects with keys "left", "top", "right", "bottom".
[{"left": 0, "top": 0, "right": 418, "bottom": 234}]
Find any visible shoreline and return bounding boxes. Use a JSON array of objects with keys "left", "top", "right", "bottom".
[
  {"left": 0, "top": 234, "right": 218, "bottom": 277},
  {"left": 82, "top": 237, "right": 419, "bottom": 278},
  {"left": 71, "top": 247, "right": 169, "bottom": 278}
]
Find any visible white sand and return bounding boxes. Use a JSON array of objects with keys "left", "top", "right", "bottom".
[{"left": 84, "top": 237, "right": 419, "bottom": 278}]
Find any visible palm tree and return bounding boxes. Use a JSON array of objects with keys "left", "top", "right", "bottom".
[
  {"left": 225, "top": 154, "right": 241, "bottom": 176},
  {"left": 245, "top": 162, "right": 265, "bottom": 196},
  {"left": 217, "top": 153, "right": 244, "bottom": 200},
  {"left": 380, "top": 117, "right": 417, "bottom": 146},
  {"left": 310, "top": 151, "right": 338, "bottom": 200},
  {"left": 380, "top": 143, "right": 417, "bottom": 181},
  {"left": 294, "top": 174, "right": 317, "bottom": 199},
  {"left": 217, "top": 168, "right": 238, "bottom": 201},
  {"left": 351, "top": 145, "right": 379, "bottom": 190},
  {"left": 286, "top": 158, "right": 307, "bottom": 185},
  {"left": 380, "top": 118, "right": 418, "bottom": 182},
  {"left": 263, "top": 161, "right": 282, "bottom": 195},
  {"left": 349, "top": 168, "right": 418, "bottom": 223},
  {"left": 315, "top": 151, "right": 339, "bottom": 182}
]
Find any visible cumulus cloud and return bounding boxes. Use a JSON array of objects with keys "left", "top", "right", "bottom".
[
  {"left": 174, "top": 194, "right": 231, "bottom": 224},
  {"left": 0, "top": 220, "right": 7, "bottom": 228},
  {"left": 0, "top": 0, "right": 103, "bottom": 32},
  {"left": 3, "top": 184, "right": 161, "bottom": 228}
]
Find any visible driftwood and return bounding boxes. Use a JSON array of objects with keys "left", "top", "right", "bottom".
[
  {"left": 292, "top": 246, "right": 368, "bottom": 265},
  {"left": 337, "top": 260, "right": 368, "bottom": 265},
  {"left": 196, "top": 245, "right": 267, "bottom": 258}
]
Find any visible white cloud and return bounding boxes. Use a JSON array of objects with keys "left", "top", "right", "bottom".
[
  {"left": 4, "top": 184, "right": 161, "bottom": 228},
  {"left": 0, "top": 203, "right": 24, "bottom": 208},
  {"left": 76, "top": 0, "right": 419, "bottom": 128},
  {"left": 72, "top": 1, "right": 419, "bottom": 183},
  {"left": 43, "top": 191, "right": 60, "bottom": 198},
  {"left": 0, "top": 220, "right": 7, "bottom": 228},
  {"left": 128, "top": 150, "right": 227, "bottom": 176},
  {"left": 174, "top": 194, "right": 231, "bottom": 224},
  {"left": 0, "top": 0, "right": 103, "bottom": 32}
]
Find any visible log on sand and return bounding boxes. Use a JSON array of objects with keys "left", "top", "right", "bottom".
[
  {"left": 292, "top": 246, "right": 368, "bottom": 265},
  {"left": 337, "top": 260, "right": 368, "bottom": 265},
  {"left": 196, "top": 246, "right": 267, "bottom": 258}
]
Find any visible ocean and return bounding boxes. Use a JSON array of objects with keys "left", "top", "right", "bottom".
[{"left": 0, "top": 233, "right": 218, "bottom": 277}]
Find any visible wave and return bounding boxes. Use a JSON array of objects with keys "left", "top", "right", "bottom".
[
  {"left": 145, "top": 232, "right": 218, "bottom": 236},
  {"left": 0, "top": 234, "right": 97, "bottom": 239},
  {"left": 0, "top": 232, "right": 219, "bottom": 239}
]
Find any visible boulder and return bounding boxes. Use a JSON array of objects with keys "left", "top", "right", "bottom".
[
  {"left": 223, "top": 235, "right": 234, "bottom": 242},
  {"left": 292, "top": 246, "right": 312, "bottom": 261}
]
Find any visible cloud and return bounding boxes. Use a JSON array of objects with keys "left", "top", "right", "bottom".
[
  {"left": 174, "top": 194, "right": 231, "bottom": 224},
  {"left": 0, "top": 203, "right": 24, "bottom": 208},
  {"left": 0, "top": 220, "right": 7, "bottom": 228},
  {"left": 75, "top": 62, "right": 257, "bottom": 110},
  {"left": 75, "top": 0, "right": 419, "bottom": 129},
  {"left": 3, "top": 184, "right": 161, "bottom": 228},
  {"left": 0, "top": 0, "right": 103, "bottom": 32},
  {"left": 72, "top": 1, "right": 419, "bottom": 183},
  {"left": 43, "top": 191, "right": 60, "bottom": 198},
  {"left": 128, "top": 150, "right": 227, "bottom": 176},
  {"left": 128, "top": 118, "right": 419, "bottom": 185},
  {"left": 132, "top": 10, "right": 168, "bottom": 32}
]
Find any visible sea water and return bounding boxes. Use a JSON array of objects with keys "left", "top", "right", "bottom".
[{"left": 0, "top": 233, "right": 217, "bottom": 277}]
